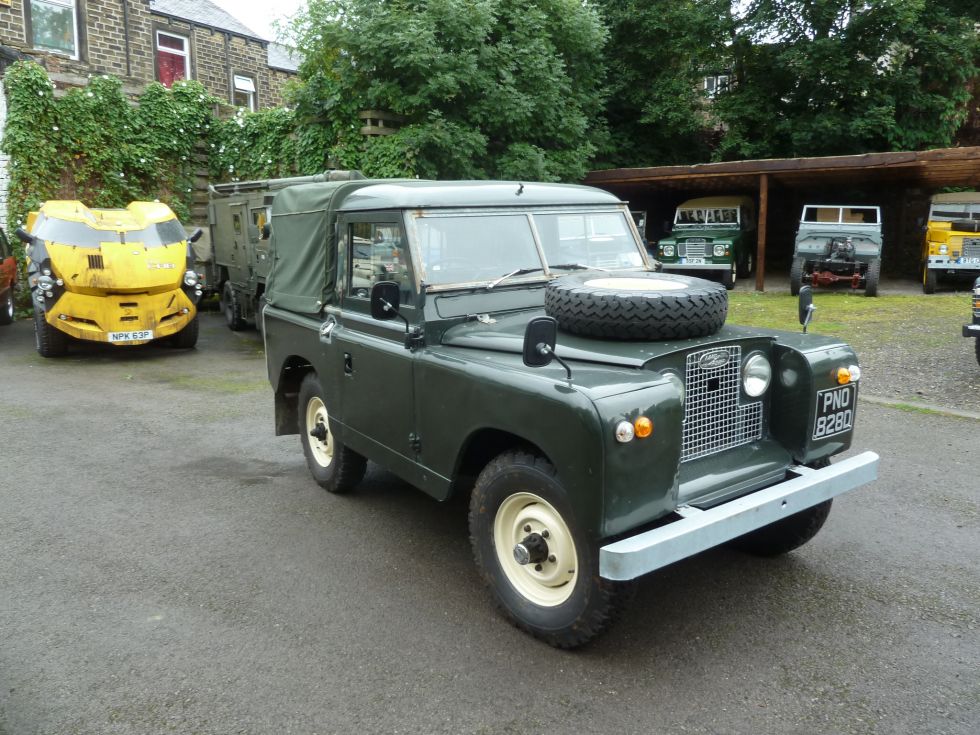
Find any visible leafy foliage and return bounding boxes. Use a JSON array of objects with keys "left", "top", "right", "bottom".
[
  {"left": 1, "top": 61, "right": 215, "bottom": 231},
  {"left": 287, "top": 0, "right": 609, "bottom": 181}
]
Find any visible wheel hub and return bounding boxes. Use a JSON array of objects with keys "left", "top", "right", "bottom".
[
  {"left": 309, "top": 422, "right": 328, "bottom": 442},
  {"left": 513, "top": 532, "right": 549, "bottom": 566}
]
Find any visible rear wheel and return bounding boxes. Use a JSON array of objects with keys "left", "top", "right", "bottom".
[
  {"left": 469, "top": 450, "right": 633, "bottom": 648},
  {"left": 298, "top": 373, "right": 366, "bottom": 493},
  {"left": 0, "top": 287, "right": 14, "bottom": 325},
  {"left": 790, "top": 257, "right": 805, "bottom": 296},
  {"left": 33, "top": 306, "right": 69, "bottom": 358},
  {"left": 222, "top": 281, "right": 246, "bottom": 330},
  {"left": 864, "top": 258, "right": 881, "bottom": 297},
  {"left": 737, "top": 251, "right": 754, "bottom": 279},
  {"left": 923, "top": 267, "right": 937, "bottom": 294},
  {"left": 721, "top": 260, "right": 736, "bottom": 290}
]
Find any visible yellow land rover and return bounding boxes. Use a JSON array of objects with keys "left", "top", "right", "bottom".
[
  {"left": 922, "top": 192, "right": 980, "bottom": 294},
  {"left": 17, "top": 201, "right": 203, "bottom": 357}
]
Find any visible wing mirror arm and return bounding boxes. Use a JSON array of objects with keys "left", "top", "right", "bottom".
[
  {"left": 798, "top": 285, "right": 816, "bottom": 334},
  {"left": 523, "top": 316, "right": 572, "bottom": 381}
]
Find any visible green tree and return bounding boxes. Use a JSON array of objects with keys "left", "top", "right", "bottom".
[
  {"left": 595, "top": 0, "right": 733, "bottom": 167},
  {"left": 713, "top": 0, "right": 980, "bottom": 159},
  {"left": 288, "top": 0, "right": 609, "bottom": 181}
]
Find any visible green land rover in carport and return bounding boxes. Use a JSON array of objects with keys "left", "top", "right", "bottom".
[{"left": 261, "top": 177, "right": 878, "bottom": 648}]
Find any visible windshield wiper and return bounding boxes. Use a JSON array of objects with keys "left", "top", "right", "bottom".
[
  {"left": 487, "top": 267, "right": 544, "bottom": 290},
  {"left": 486, "top": 262, "right": 613, "bottom": 290}
]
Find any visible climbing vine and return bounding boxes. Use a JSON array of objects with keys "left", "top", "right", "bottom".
[{"left": 2, "top": 60, "right": 215, "bottom": 234}]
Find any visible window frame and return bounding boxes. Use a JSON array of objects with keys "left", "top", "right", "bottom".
[
  {"left": 232, "top": 72, "right": 257, "bottom": 112},
  {"left": 155, "top": 29, "right": 192, "bottom": 87},
  {"left": 25, "top": 0, "right": 82, "bottom": 60}
]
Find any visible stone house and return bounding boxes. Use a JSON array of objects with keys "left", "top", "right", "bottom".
[{"left": 0, "top": 0, "right": 300, "bottom": 225}]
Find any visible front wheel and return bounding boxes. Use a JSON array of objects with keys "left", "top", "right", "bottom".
[
  {"left": 33, "top": 306, "right": 69, "bottom": 357},
  {"left": 721, "top": 260, "right": 736, "bottom": 290},
  {"left": 469, "top": 450, "right": 632, "bottom": 648},
  {"left": 737, "top": 251, "right": 754, "bottom": 279},
  {"left": 790, "top": 257, "right": 805, "bottom": 296},
  {"left": 222, "top": 281, "right": 246, "bottom": 331},
  {"left": 923, "top": 267, "right": 937, "bottom": 295},
  {"left": 170, "top": 314, "right": 199, "bottom": 348},
  {"left": 864, "top": 258, "right": 881, "bottom": 297},
  {"left": 297, "top": 372, "right": 366, "bottom": 493}
]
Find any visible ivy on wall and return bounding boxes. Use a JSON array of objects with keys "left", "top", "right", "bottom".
[{"left": 1, "top": 61, "right": 215, "bottom": 233}]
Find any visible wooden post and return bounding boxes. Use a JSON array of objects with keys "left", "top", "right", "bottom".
[{"left": 756, "top": 173, "right": 768, "bottom": 292}]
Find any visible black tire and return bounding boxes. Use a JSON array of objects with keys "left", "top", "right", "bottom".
[
  {"left": 297, "top": 372, "right": 366, "bottom": 493},
  {"left": 737, "top": 250, "right": 754, "bottom": 279},
  {"left": 170, "top": 314, "right": 199, "bottom": 348},
  {"left": 975, "top": 338, "right": 980, "bottom": 368},
  {"left": 790, "top": 257, "right": 805, "bottom": 296},
  {"left": 0, "top": 287, "right": 14, "bottom": 325},
  {"left": 544, "top": 272, "right": 727, "bottom": 341},
  {"left": 730, "top": 499, "right": 833, "bottom": 557},
  {"left": 222, "top": 281, "right": 246, "bottom": 331},
  {"left": 864, "top": 258, "right": 881, "bottom": 297},
  {"left": 923, "top": 267, "right": 936, "bottom": 295},
  {"left": 254, "top": 296, "right": 265, "bottom": 338},
  {"left": 721, "top": 260, "right": 736, "bottom": 290},
  {"left": 469, "top": 450, "right": 633, "bottom": 648},
  {"left": 33, "top": 306, "right": 69, "bottom": 358}
]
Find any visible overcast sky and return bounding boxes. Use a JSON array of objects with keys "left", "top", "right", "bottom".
[{"left": 210, "top": 0, "right": 306, "bottom": 42}]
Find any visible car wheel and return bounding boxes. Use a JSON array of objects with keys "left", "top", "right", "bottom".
[
  {"left": 469, "top": 450, "right": 633, "bottom": 648},
  {"left": 737, "top": 251, "right": 754, "bottom": 279},
  {"left": 790, "top": 257, "right": 805, "bottom": 296},
  {"left": 0, "top": 287, "right": 14, "bottom": 326},
  {"left": 923, "top": 268, "right": 937, "bottom": 295},
  {"left": 298, "top": 372, "right": 366, "bottom": 493},
  {"left": 222, "top": 281, "right": 246, "bottom": 331},
  {"left": 864, "top": 258, "right": 881, "bottom": 297},
  {"left": 169, "top": 314, "right": 199, "bottom": 348},
  {"left": 730, "top": 499, "right": 833, "bottom": 557},
  {"left": 33, "top": 306, "right": 69, "bottom": 358},
  {"left": 975, "top": 338, "right": 980, "bottom": 368},
  {"left": 721, "top": 260, "right": 736, "bottom": 290}
]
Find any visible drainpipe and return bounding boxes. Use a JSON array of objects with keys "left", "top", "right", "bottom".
[{"left": 121, "top": 0, "right": 131, "bottom": 77}]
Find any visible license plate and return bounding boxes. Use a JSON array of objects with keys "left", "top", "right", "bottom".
[
  {"left": 108, "top": 329, "right": 153, "bottom": 343},
  {"left": 813, "top": 384, "right": 856, "bottom": 440},
  {"left": 683, "top": 257, "right": 705, "bottom": 265}
]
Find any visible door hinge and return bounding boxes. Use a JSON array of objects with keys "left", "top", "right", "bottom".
[
  {"left": 408, "top": 432, "right": 422, "bottom": 454},
  {"left": 404, "top": 327, "right": 425, "bottom": 351}
]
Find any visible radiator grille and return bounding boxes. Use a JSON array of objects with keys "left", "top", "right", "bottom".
[
  {"left": 680, "top": 240, "right": 707, "bottom": 257},
  {"left": 681, "top": 345, "right": 763, "bottom": 462},
  {"left": 88, "top": 254, "right": 104, "bottom": 269},
  {"left": 963, "top": 238, "right": 980, "bottom": 259}
]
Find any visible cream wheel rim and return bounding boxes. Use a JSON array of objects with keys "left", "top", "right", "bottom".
[
  {"left": 305, "top": 396, "right": 333, "bottom": 468},
  {"left": 493, "top": 492, "right": 577, "bottom": 607}
]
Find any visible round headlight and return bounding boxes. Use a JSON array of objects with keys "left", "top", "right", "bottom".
[
  {"left": 939, "top": 244, "right": 948, "bottom": 254},
  {"left": 615, "top": 420, "right": 635, "bottom": 443},
  {"left": 742, "top": 354, "right": 771, "bottom": 397},
  {"left": 183, "top": 270, "right": 199, "bottom": 287},
  {"left": 662, "top": 244, "right": 675, "bottom": 257},
  {"left": 713, "top": 244, "right": 726, "bottom": 257}
]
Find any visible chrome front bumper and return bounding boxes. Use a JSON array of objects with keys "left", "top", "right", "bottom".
[{"left": 599, "top": 451, "right": 879, "bottom": 581}]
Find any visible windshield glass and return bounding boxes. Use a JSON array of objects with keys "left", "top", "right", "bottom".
[
  {"left": 929, "top": 202, "right": 980, "bottom": 221},
  {"left": 675, "top": 207, "right": 740, "bottom": 227},
  {"left": 802, "top": 206, "right": 879, "bottom": 224},
  {"left": 413, "top": 210, "right": 645, "bottom": 287},
  {"left": 32, "top": 215, "right": 188, "bottom": 249}
]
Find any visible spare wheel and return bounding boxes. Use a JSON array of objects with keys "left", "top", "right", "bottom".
[{"left": 544, "top": 272, "right": 728, "bottom": 340}]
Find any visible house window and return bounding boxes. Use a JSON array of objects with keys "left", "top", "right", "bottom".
[
  {"left": 232, "top": 74, "right": 256, "bottom": 111},
  {"left": 703, "top": 74, "right": 730, "bottom": 99},
  {"left": 29, "top": 0, "right": 80, "bottom": 58},
  {"left": 156, "top": 31, "right": 190, "bottom": 88}
]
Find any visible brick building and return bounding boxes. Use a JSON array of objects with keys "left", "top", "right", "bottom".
[{"left": 0, "top": 0, "right": 300, "bottom": 225}]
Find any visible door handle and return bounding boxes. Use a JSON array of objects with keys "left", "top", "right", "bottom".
[{"left": 344, "top": 352, "right": 353, "bottom": 375}]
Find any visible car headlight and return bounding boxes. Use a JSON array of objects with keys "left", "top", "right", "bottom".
[
  {"left": 742, "top": 354, "right": 771, "bottom": 397},
  {"left": 939, "top": 244, "right": 948, "bottom": 255},
  {"left": 183, "top": 270, "right": 199, "bottom": 287},
  {"left": 661, "top": 244, "right": 675, "bottom": 257},
  {"left": 713, "top": 244, "right": 726, "bottom": 257}
]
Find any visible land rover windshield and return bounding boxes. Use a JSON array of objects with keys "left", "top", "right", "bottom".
[
  {"left": 413, "top": 209, "right": 646, "bottom": 287},
  {"left": 32, "top": 214, "right": 189, "bottom": 248},
  {"left": 674, "top": 207, "right": 740, "bottom": 228}
]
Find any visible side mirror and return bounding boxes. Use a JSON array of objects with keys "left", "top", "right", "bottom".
[
  {"left": 523, "top": 316, "right": 557, "bottom": 368},
  {"left": 15, "top": 227, "right": 33, "bottom": 244},
  {"left": 370, "top": 281, "right": 401, "bottom": 321},
  {"left": 798, "top": 285, "right": 816, "bottom": 333},
  {"left": 262, "top": 223, "right": 272, "bottom": 240},
  {"left": 188, "top": 228, "right": 203, "bottom": 243}
]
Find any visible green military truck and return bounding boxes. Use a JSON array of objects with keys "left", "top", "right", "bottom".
[
  {"left": 208, "top": 171, "right": 366, "bottom": 331},
  {"left": 655, "top": 195, "right": 757, "bottom": 290},
  {"left": 261, "top": 179, "right": 879, "bottom": 648}
]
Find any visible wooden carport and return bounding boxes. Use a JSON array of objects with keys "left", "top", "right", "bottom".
[{"left": 585, "top": 147, "right": 980, "bottom": 291}]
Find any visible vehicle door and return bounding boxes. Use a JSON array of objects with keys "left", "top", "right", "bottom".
[
  {"left": 331, "top": 213, "right": 418, "bottom": 466},
  {"left": 222, "top": 202, "right": 249, "bottom": 285},
  {"left": 249, "top": 204, "right": 273, "bottom": 281}
]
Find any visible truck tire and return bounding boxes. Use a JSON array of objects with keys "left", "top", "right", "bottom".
[
  {"left": 0, "top": 287, "right": 14, "bottom": 325},
  {"left": 790, "top": 257, "right": 805, "bottom": 296},
  {"left": 544, "top": 272, "right": 727, "bottom": 341},
  {"left": 222, "top": 281, "right": 246, "bottom": 331},
  {"left": 730, "top": 499, "right": 832, "bottom": 557},
  {"left": 298, "top": 373, "right": 366, "bottom": 493},
  {"left": 923, "top": 267, "right": 936, "bottom": 295},
  {"left": 170, "top": 314, "right": 199, "bottom": 349},
  {"left": 864, "top": 258, "right": 881, "bottom": 297},
  {"left": 737, "top": 251, "right": 754, "bottom": 279},
  {"left": 33, "top": 307, "right": 69, "bottom": 357},
  {"left": 469, "top": 450, "right": 633, "bottom": 649}
]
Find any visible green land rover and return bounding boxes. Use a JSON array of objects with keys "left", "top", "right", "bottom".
[
  {"left": 656, "top": 195, "right": 757, "bottom": 290},
  {"left": 261, "top": 178, "right": 878, "bottom": 648}
]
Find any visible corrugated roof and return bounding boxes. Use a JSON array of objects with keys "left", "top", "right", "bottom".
[
  {"left": 150, "top": 0, "right": 262, "bottom": 41},
  {"left": 268, "top": 43, "right": 301, "bottom": 73}
]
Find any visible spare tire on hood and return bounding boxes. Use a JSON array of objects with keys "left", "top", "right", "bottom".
[{"left": 544, "top": 272, "right": 728, "bottom": 340}]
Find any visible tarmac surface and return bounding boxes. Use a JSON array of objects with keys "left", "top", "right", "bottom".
[{"left": 0, "top": 313, "right": 977, "bottom": 735}]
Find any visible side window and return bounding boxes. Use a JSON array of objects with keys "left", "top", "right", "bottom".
[
  {"left": 233, "top": 73, "right": 257, "bottom": 111},
  {"left": 232, "top": 213, "right": 242, "bottom": 236},
  {"left": 28, "top": 0, "right": 80, "bottom": 59},
  {"left": 156, "top": 31, "right": 191, "bottom": 87},
  {"left": 347, "top": 222, "right": 413, "bottom": 307}
]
